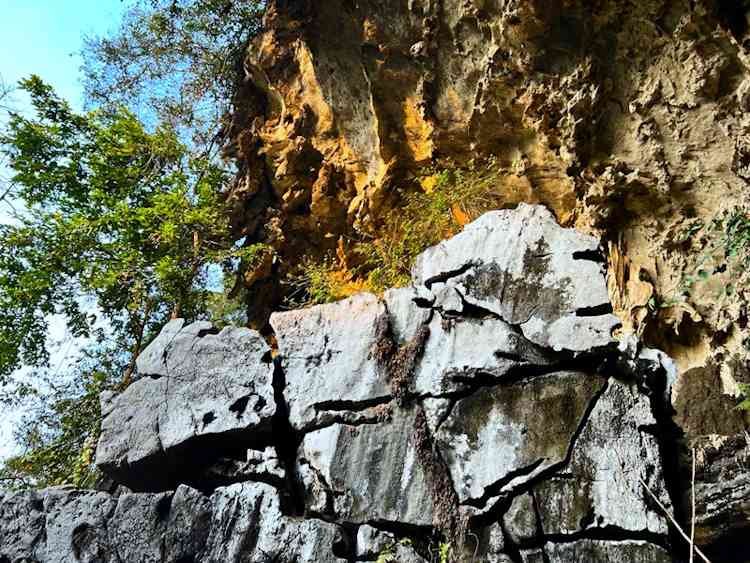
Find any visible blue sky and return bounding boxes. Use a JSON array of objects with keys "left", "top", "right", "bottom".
[
  {"left": 0, "top": 0, "right": 126, "bottom": 459},
  {"left": 0, "top": 0, "right": 125, "bottom": 110}
]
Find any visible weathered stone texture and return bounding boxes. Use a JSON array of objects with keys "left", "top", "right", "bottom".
[
  {"left": 95, "top": 321, "right": 276, "bottom": 491},
  {"left": 4, "top": 206, "right": 727, "bottom": 561}
]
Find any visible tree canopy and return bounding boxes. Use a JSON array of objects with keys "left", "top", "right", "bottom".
[
  {"left": 0, "top": 0, "right": 266, "bottom": 488},
  {"left": 82, "top": 0, "right": 264, "bottom": 147}
]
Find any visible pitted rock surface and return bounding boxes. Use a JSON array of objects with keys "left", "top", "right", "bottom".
[
  {"left": 0, "top": 484, "right": 344, "bottom": 563},
  {"left": 297, "top": 405, "right": 433, "bottom": 526},
  {"left": 412, "top": 204, "right": 620, "bottom": 352},
  {"left": 429, "top": 370, "right": 605, "bottom": 508},
  {"left": 95, "top": 321, "right": 276, "bottom": 491},
  {"left": 270, "top": 293, "right": 392, "bottom": 432},
  {"left": 3, "top": 207, "right": 702, "bottom": 561}
]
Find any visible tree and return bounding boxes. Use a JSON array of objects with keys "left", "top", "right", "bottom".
[
  {"left": 0, "top": 0, "right": 267, "bottom": 488},
  {"left": 0, "top": 342, "right": 126, "bottom": 488},
  {"left": 0, "top": 75, "right": 263, "bottom": 391},
  {"left": 82, "top": 0, "right": 264, "bottom": 148}
]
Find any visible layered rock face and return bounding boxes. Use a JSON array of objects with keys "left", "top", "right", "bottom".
[
  {"left": 227, "top": 0, "right": 750, "bottom": 479},
  {"left": 3, "top": 205, "right": 713, "bottom": 562}
]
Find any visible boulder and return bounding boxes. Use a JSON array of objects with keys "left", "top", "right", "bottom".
[
  {"left": 270, "top": 293, "right": 392, "bottom": 432},
  {"left": 203, "top": 482, "right": 346, "bottom": 562},
  {"left": 0, "top": 490, "right": 49, "bottom": 562},
  {"left": 297, "top": 406, "right": 433, "bottom": 526},
  {"left": 411, "top": 314, "right": 553, "bottom": 396},
  {"left": 95, "top": 321, "right": 276, "bottom": 491},
  {"left": 532, "top": 379, "right": 670, "bottom": 536},
  {"left": 524, "top": 540, "right": 671, "bottom": 563},
  {"left": 0, "top": 483, "right": 344, "bottom": 563},
  {"left": 412, "top": 204, "right": 620, "bottom": 352},
  {"left": 429, "top": 371, "right": 605, "bottom": 507}
]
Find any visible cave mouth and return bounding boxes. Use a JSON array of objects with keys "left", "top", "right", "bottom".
[{"left": 716, "top": 0, "right": 749, "bottom": 43}]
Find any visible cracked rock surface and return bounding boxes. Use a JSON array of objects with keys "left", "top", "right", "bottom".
[
  {"left": 95, "top": 320, "right": 277, "bottom": 491},
  {"left": 4, "top": 205, "right": 741, "bottom": 561}
]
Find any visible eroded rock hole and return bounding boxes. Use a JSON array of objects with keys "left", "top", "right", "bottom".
[{"left": 202, "top": 412, "right": 216, "bottom": 427}]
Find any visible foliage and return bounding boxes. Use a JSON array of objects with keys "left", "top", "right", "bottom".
[
  {"left": 0, "top": 78, "right": 251, "bottom": 485},
  {"left": 359, "top": 161, "right": 508, "bottom": 292},
  {"left": 438, "top": 541, "right": 453, "bottom": 563},
  {"left": 375, "top": 538, "right": 415, "bottom": 563},
  {"left": 82, "top": 0, "right": 264, "bottom": 147},
  {"left": 670, "top": 208, "right": 750, "bottom": 305},
  {"left": 281, "top": 255, "right": 369, "bottom": 308},
  {"left": 0, "top": 343, "right": 125, "bottom": 489},
  {"left": 736, "top": 384, "right": 750, "bottom": 412}
]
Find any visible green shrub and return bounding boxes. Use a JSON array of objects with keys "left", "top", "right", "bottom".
[
  {"left": 359, "top": 160, "right": 508, "bottom": 292},
  {"left": 281, "top": 255, "right": 369, "bottom": 308}
]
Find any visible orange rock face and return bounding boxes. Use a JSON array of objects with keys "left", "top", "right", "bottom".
[{"left": 226, "top": 0, "right": 750, "bottom": 441}]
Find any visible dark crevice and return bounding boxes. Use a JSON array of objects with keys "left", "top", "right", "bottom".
[
  {"left": 423, "top": 262, "right": 476, "bottom": 288},
  {"left": 202, "top": 412, "right": 216, "bottom": 427},
  {"left": 300, "top": 410, "right": 393, "bottom": 434},
  {"left": 313, "top": 395, "right": 392, "bottom": 413},
  {"left": 455, "top": 296, "right": 500, "bottom": 320},
  {"left": 331, "top": 524, "right": 356, "bottom": 561},
  {"left": 156, "top": 492, "right": 173, "bottom": 522},
  {"left": 640, "top": 352, "right": 688, "bottom": 561},
  {"left": 572, "top": 248, "right": 606, "bottom": 263},
  {"left": 497, "top": 498, "right": 524, "bottom": 563},
  {"left": 271, "top": 356, "right": 306, "bottom": 516},
  {"left": 228, "top": 395, "right": 250, "bottom": 418},
  {"left": 518, "top": 525, "right": 670, "bottom": 550},
  {"left": 462, "top": 460, "right": 546, "bottom": 509},
  {"left": 362, "top": 519, "right": 435, "bottom": 539},
  {"left": 196, "top": 327, "right": 221, "bottom": 339},
  {"left": 413, "top": 296, "right": 436, "bottom": 309},
  {"left": 715, "top": 0, "right": 750, "bottom": 42},
  {"left": 574, "top": 303, "right": 614, "bottom": 317},
  {"left": 530, "top": 490, "right": 552, "bottom": 563}
]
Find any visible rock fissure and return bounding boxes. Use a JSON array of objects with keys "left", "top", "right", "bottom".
[{"left": 467, "top": 378, "right": 612, "bottom": 517}]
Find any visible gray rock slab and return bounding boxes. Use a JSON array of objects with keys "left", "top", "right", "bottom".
[
  {"left": 528, "top": 540, "right": 672, "bottom": 563},
  {"left": 533, "top": 379, "right": 670, "bottom": 536},
  {"left": 431, "top": 371, "right": 605, "bottom": 507},
  {"left": 271, "top": 293, "right": 393, "bottom": 432},
  {"left": 411, "top": 204, "right": 620, "bottom": 352},
  {"left": 95, "top": 322, "right": 276, "bottom": 490},
  {"left": 202, "top": 482, "right": 346, "bottom": 562},
  {"left": 0, "top": 490, "right": 46, "bottom": 562},
  {"left": 298, "top": 406, "right": 433, "bottom": 526},
  {"left": 0, "top": 483, "right": 345, "bottom": 563},
  {"left": 412, "top": 314, "right": 552, "bottom": 396},
  {"left": 43, "top": 489, "right": 116, "bottom": 563}
]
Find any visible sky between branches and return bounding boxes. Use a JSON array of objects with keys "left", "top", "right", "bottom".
[{"left": 0, "top": 0, "right": 126, "bottom": 459}]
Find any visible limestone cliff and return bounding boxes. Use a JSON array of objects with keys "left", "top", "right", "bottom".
[
  {"left": 0, "top": 206, "right": 681, "bottom": 562},
  {"left": 225, "top": 0, "right": 750, "bottom": 475},
  {"left": 3, "top": 206, "right": 747, "bottom": 562}
]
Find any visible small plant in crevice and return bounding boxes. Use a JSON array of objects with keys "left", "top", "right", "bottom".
[
  {"left": 436, "top": 540, "right": 454, "bottom": 563},
  {"left": 357, "top": 158, "right": 511, "bottom": 293},
  {"left": 280, "top": 255, "right": 369, "bottom": 308},
  {"left": 375, "top": 538, "right": 415, "bottom": 563},
  {"left": 667, "top": 208, "right": 750, "bottom": 310}
]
